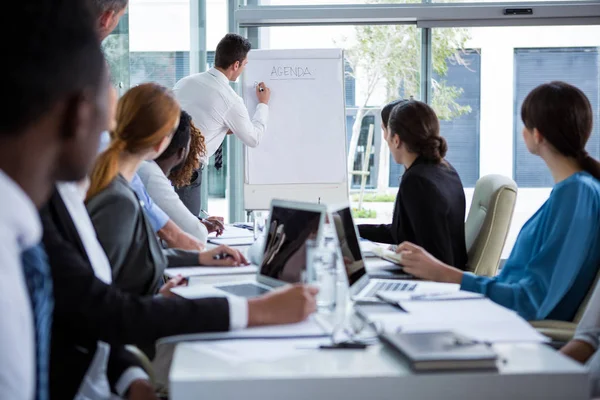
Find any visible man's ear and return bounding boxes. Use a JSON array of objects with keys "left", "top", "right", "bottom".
[
  {"left": 99, "top": 10, "right": 115, "bottom": 29},
  {"left": 61, "top": 92, "right": 93, "bottom": 143},
  {"left": 232, "top": 60, "right": 240, "bottom": 71}
]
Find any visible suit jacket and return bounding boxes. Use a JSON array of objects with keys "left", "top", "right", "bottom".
[
  {"left": 358, "top": 157, "right": 468, "bottom": 269},
  {"left": 41, "top": 189, "right": 230, "bottom": 399},
  {"left": 86, "top": 174, "right": 199, "bottom": 295}
]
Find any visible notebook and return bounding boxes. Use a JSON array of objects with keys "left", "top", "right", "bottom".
[{"left": 380, "top": 331, "right": 498, "bottom": 372}]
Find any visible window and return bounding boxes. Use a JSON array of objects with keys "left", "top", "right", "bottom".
[
  {"left": 514, "top": 47, "right": 600, "bottom": 187},
  {"left": 431, "top": 25, "right": 600, "bottom": 258},
  {"left": 129, "top": 52, "right": 190, "bottom": 88},
  {"left": 435, "top": 49, "right": 481, "bottom": 188},
  {"left": 388, "top": 48, "right": 481, "bottom": 187}
]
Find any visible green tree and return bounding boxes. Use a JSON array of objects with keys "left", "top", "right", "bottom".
[{"left": 342, "top": 1, "right": 472, "bottom": 190}]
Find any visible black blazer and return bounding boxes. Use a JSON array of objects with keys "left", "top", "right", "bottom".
[
  {"left": 358, "top": 157, "right": 468, "bottom": 269},
  {"left": 41, "top": 189, "right": 230, "bottom": 399}
]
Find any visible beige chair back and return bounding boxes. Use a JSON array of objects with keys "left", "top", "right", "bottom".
[{"left": 465, "top": 174, "right": 518, "bottom": 277}]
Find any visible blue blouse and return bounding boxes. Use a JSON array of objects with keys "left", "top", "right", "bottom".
[{"left": 461, "top": 171, "right": 600, "bottom": 321}]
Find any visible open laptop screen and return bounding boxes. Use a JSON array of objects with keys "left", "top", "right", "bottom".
[
  {"left": 331, "top": 207, "right": 366, "bottom": 286},
  {"left": 259, "top": 205, "right": 322, "bottom": 284}
]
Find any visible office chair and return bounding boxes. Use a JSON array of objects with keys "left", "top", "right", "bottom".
[{"left": 465, "top": 174, "right": 518, "bottom": 277}]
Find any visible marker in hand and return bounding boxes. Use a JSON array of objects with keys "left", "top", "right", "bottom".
[{"left": 213, "top": 253, "right": 234, "bottom": 260}]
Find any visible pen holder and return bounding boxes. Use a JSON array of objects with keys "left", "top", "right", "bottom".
[{"left": 305, "top": 239, "right": 338, "bottom": 313}]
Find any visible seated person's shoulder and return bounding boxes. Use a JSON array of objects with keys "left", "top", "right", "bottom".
[
  {"left": 86, "top": 179, "right": 139, "bottom": 215},
  {"left": 554, "top": 172, "right": 600, "bottom": 211}
]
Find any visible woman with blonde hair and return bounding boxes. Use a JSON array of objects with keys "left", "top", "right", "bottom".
[
  {"left": 137, "top": 110, "right": 225, "bottom": 242},
  {"left": 86, "top": 83, "right": 246, "bottom": 297}
]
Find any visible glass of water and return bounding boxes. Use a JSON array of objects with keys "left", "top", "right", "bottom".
[
  {"left": 305, "top": 239, "right": 338, "bottom": 313},
  {"left": 252, "top": 210, "right": 267, "bottom": 240}
]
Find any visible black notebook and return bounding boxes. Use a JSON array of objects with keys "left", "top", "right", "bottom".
[{"left": 380, "top": 331, "right": 498, "bottom": 372}]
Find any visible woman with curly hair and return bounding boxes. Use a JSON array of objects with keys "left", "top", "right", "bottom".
[{"left": 138, "top": 110, "right": 225, "bottom": 243}]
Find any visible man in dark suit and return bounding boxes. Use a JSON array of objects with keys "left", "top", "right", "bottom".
[{"left": 43, "top": 185, "right": 318, "bottom": 399}]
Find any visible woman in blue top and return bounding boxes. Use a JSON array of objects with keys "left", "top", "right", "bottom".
[{"left": 395, "top": 81, "right": 600, "bottom": 321}]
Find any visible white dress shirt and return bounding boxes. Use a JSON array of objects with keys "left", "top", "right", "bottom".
[
  {"left": 137, "top": 161, "right": 208, "bottom": 243},
  {"left": 57, "top": 182, "right": 149, "bottom": 400},
  {"left": 0, "top": 170, "right": 38, "bottom": 400},
  {"left": 173, "top": 68, "right": 269, "bottom": 158}
]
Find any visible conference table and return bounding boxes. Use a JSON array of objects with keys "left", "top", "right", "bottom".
[{"left": 168, "top": 235, "right": 590, "bottom": 400}]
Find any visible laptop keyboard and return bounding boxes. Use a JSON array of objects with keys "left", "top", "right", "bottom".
[
  {"left": 364, "top": 281, "right": 418, "bottom": 299},
  {"left": 216, "top": 283, "right": 269, "bottom": 298}
]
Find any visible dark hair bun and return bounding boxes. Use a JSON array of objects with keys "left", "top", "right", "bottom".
[{"left": 421, "top": 136, "right": 447, "bottom": 162}]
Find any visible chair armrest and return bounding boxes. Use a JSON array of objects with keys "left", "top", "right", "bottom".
[
  {"left": 529, "top": 320, "right": 577, "bottom": 343},
  {"left": 125, "top": 345, "right": 156, "bottom": 385}
]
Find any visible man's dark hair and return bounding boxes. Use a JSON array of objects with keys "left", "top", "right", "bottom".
[
  {"left": 91, "top": 0, "right": 128, "bottom": 15},
  {"left": 215, "top": 33, "right": 252, "bottom": 69},
  {"left": 1, "top": 0, "right": 105, "bottom": 135}
]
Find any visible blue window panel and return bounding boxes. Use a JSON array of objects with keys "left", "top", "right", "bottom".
[
  {"left": 389, "top": 50, "right": 481, "bottom": 187},
  {"left": 514, "top": 48, "right": 600, "bottom": 187}
]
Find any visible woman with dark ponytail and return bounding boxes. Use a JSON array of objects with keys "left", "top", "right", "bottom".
[
  {"left": 86, "top": 83, "right": 247, "bottom": 297},
  {"left": 396, "top": 82, "right": 600, "bottom": 321},
  {"left": 358, "top": 99, "right": 468, "bottom": 270}
]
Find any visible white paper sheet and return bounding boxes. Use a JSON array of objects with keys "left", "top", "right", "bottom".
[
  {"left": 164, "top": 265, "right": 258, "bottom": 279},
  {"left": 186, "top": 338, "right": 329, "bottom": 365},
  {"left": 243, "top": 49, "right": 346, "bottom": 185},
  {"left": 361, "top": 298, "right": 549, "bottom": 343},
  {"left": 208, "top": 237, "right": 256, "bottom": 246},
  {"left": 158, "top": 316, "right": 329, "bottom": 344},
  {"left": 209, "top": 225, "right": 255, "bottom": 239},
  {"left": 377, "top": 283, "right": 463, "bottom": 301}
]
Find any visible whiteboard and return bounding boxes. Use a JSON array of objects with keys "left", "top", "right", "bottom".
[{"left": 243, "top": 49, "right": 348, "bottom": 210}]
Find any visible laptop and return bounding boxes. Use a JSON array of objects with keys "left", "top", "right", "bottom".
[
  {"left": 179, "top": 199, "right": 327, "bottom": 299},
  {"left": 328, "top": 204, "right": 420, "bottom": 302}
]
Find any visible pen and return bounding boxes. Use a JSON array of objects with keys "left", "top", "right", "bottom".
[
  {"left": 199, "top": 209, "right": 210, "bottom": 219},
  {"left": 319, "top": 342, "right": 367, "bottom": 350}
]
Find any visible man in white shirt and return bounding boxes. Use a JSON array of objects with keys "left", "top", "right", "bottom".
[
  {"left": 173, "top": 33, "right": 271, "bottom": 213},
  {"left": 0, "top": 0, "right": 109, "bottom": 398}
]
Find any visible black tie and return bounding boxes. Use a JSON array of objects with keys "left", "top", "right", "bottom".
[{"left": 214, "top": 143, "right": 223, "bottom": 171}]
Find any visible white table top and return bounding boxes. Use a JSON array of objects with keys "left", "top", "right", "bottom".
[
  {"left": 171, "top": 244, "right": 590, "bottom": 400},
  {"left": 170, "top": 340, "right": 588, "bottom": 400}
]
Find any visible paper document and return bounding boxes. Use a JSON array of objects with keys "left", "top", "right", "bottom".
[
  {"left": 185, "top": 338, "right": 328, "bottom": 365},
  {"left": 210, "top": 225, "right": 255, "bottom": 239},
  {"left": 378, "top": 286, "right": 475, "bottom": 302},
  {"left": 165, "top": 265, "right": 258, "bottom": 279},
  {"left": 209, "top": 237, "right": 255, "bottom": 246},
  {"left": 171, "top": 283, "right": 245, "bottom": 299},
  {"left": 158, "top": 315, "right": 330, "bottom": 344},
  {"left": 359, "top": 298, "right": 548, "bottom": 343}
]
